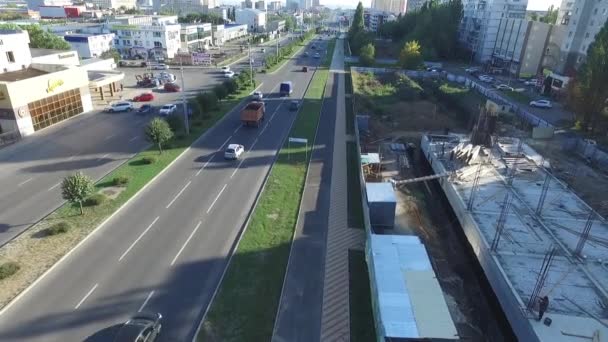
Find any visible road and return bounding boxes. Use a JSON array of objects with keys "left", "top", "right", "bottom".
[
  {"left": 0, "top": 37, "right": 327, "bottom": 342},
  {"left": 0, "top": 35, "right": 295, "bottom": 247}
]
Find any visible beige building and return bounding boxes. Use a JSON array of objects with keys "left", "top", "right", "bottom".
[{"left": 371, "top": 0, "right": 406, "bottom": 14}]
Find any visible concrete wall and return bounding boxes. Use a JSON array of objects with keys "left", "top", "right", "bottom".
[{"left": 519, "top": 21, "right": 551, "bottom": 76}]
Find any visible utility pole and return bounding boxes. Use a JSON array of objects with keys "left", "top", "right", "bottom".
[
  {"left": 248, "top": 43, "right": 253, "bottom": 86},
  {"left": 180, "top": 58, "right": 189, "bottom": 135},
  {"left": 276, "top": 31, "right": 280, "bottom": 58}
]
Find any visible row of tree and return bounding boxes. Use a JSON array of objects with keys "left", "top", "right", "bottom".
[
  {"left": 379, "top": 0, "right": 463, "bottom": 60},
  {"left": 530, "top": 5, "right": 559, "bottom": 24},
  {"left": 265, "top": 30, "right": 314, "bottom": 69},
  {"left": 0, "top": 23, "right": 71, "bottom": 50},
  {"left": 178, "top": 12, "right": 226, "bottom": 25}
]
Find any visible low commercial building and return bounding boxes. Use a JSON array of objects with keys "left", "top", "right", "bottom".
[
  {"left": 235, "top": 8, "right": 266, "bottom": 32},
  {"left": 212, "top": 23, "right": 247, "bottom": 45},
  {"left": 108, "top": 16, "right": 181, "bottom": 60},
  {"left": 266, "top": 19, "right": 285, "bottom": 34},
  {"left": 26, "top": 0, "right": 72, "bottom": 11},
  {"left": 180, "top": 23, "right": 212, "bottom": 52},
  {"left": 64, "top": 33, "right": 115, "bottom": 58},
  {"left": 0, "top": 29, "right": 124, "bottom": 137}
]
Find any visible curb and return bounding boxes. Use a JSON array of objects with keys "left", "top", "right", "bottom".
[{"left": 0, "top": 83, "right": 264, "bottom": 316}]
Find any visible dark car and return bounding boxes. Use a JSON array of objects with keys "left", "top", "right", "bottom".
[
  {"left": 138, "top": 104, "right": 153, "bottom": 114},
  {"left": 114, "top": 312, "right": 162, "bottom": 342},
  {"left": 289, "top": 100, "right": 299, "bottom": 111},
  {"left": 303, "top": 51, "right": 309, "bottom": 57},
  {"left": 302, "top": 66, "right": 308, "bottom": 72},
  {"left": 164, "top": 82, "right": 180, "bottom": 92}
]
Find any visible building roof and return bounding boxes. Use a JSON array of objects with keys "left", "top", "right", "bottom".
[
  {"left": 0, "top": 67, "right": 48, "bottom": 83},
  {"left": 0, "top": 29, "right": 24, "bottom": 35},
  {"left": 366, "top": 182, "right": 396, "bottom": 203},
  {"left": 29, "top": 48, "right": 69, "bottom": 57},
  {"left": 368, "top": 234, "right": 458, "bottom": 340}
]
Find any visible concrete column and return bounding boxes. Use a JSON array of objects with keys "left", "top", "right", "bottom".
[
  {"left": 100, "top": 87, "right": 104, "bottom": 100},
  {"left": 109, "top": 84, "right": 114, "bottom": 97}
]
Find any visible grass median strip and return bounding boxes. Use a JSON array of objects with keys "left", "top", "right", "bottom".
[
  {"left": 0, "top": 84, "right": 255, "bottom": 310},
  {"left": 198, "top": 38, "right": 336, "bottom": 342},
  {"left": 264, "top": 31, "right": 315, "bottom": 74}
]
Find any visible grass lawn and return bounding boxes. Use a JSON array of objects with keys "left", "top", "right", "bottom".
[
  {"left": 347, "top": 142, "right": 364, "bottom": 229},
  {"left": 349, "top": 250, "right": 376, "bottom": 342},
  {"left": 0, "top": 84, "right": 255, "bottom": 309},
  {"left": 198, "top": 39, "right": 336, "bottom": 342}
]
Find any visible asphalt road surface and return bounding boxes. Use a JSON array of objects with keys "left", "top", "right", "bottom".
[
  {"left": 0, "top": 35, "right": 295, "bottom": 247},
  {"left": 0, "top": 37, "right": 327, "bottom": 342}
]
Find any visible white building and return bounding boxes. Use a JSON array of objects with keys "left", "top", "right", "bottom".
[
  {"left": 26, "top": 0, "right": 71, "bottom": 11},
  {"left": 88, "top": 0, "right": 136, "bottom": 9},
  {"left": 0, "top": 29, "right": 32, "bottom": 73},
  {"left": 371, "top": 0, "right": 405, "bottom": 14},
  {"left": 212, "top": 23, "right": 247, "bottom": 45},
  {"left": 267, "top": 0, "right": 281, "bottom": 10},
  {"left": 555, "top": 0, "right": 608, "bottom": 72},
  {"left": 152, "top": 0, "right": 216, "bottom": 15},
  {"left": 459, "top": 0, "right": 528, "bottom": 63},
  {"left": 180, "top": 23, "right": 212, "bottom": 52},
  {"left": 108, "top": 16, "right": 181, "bottom": 60},
  {"left": 363, "top": 9, "right": 397, "bottom": 32},
  {"left": 254, "top": 0, "right": 264, "bottom": 10},
  {"left": 235, "top": 8, "right": 266, "bottom": 32},
  {"left": 63, "top": 33, "right": 115, "bottom": 58}
]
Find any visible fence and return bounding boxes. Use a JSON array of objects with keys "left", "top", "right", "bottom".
[
  {"left": 0, "top": 130, "right": 19, "bottom": 147},
  {"left": 562, "top": 137, "right": 608, "bottom": 171}
]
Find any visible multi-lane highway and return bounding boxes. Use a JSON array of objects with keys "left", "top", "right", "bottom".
[
  {"left": 0, "top": 35, "right": 294, "bottom": 246},
  {"left": 0, "top": 37, "right": 326, "bottom": 342}
]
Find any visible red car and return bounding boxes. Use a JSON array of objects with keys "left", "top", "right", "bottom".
[
  {"left": 164, "top": 82, "right": 180, "bottom": 92},
  {"left": 133, "top": 93, "right": 154, "bottom": 102}
]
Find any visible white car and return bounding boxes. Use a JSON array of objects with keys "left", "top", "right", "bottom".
[
  {"left": 221, "top": 66, "right": 230, "bottom": 73},
  {"left": 224, "top": 144, "right": 244, "bottom": 160},
  {"left": 524, "top": 79, "right": 538, "bottom": 86},
  {"left": 159, "top": 72, "right": 176, "bottom": 81},
  {"left": 224, "top": 71, "right": 235, "bottom": 78},
  {"left": 159, "top": 103, "right": 177, "bottom": 116},
  {"left": 465, "top": 67, "right": 480, "bottom": 73},
  {"left": 529, "top": 100, "right": 552, "bottom": 108},
  {"left": 105, "top": 102, "right": 133, "bottom": 113},
  {"left": 252, "top": 91, "right": 263, "bottom": 100},
  {"left": 495, "top": 84, "right": 514, "bottom": 91},
  {"left": 478, "top": 75, "right": 494, "bottom": 83},
  {"left": 151, "top": 64, "right": 169, "bottom": 70}
]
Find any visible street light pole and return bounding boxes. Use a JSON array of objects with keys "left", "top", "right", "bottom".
[
  {"left": 180, "top": 58, "right": 189, "bottom": 135},
  {"left": 276, "top": 32, "right": 279, "bottom": 59},
  {"left": 248, "top": 43, "right": 253, "bottom": 86}
]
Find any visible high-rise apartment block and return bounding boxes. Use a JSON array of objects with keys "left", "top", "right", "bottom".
[{"left": 371, "top": 0, "right": 406, "bottom": 14}]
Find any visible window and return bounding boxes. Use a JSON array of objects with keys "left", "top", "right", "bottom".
[
  {"left": 5, "top": 51, "right": 15, "bottom": 63},
  {"left": 153, "top": 32, "right": 161, "bottom": 37},
  {"left": 28, "top": 89, "right": 83, "bottom": 131},
  {"left": 154, "top": 41, "right": 162, "bottom": 48},
  {"left": 569, "top": 31, "right": 573, "bottom": 37}
]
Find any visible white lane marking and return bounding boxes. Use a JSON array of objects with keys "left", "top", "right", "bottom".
[
  {"left": 230, "top": 159, "right": 245, "bottom": 179},
  {"left": 197, "top": 153, "right": 216, "bottom": 176},
  {"left": 138, "top": 290, "right": 155, "bottom": 312},
  {"left": 18, "top": 178, "right": 33, "bottom": 187},
  {"left": 249, "top": 138, "right": 258, "bottom": 151},
  {"left": 104, "top": 134, "right": 116, "bottom": 141},
  {"left": 219, "top": 136, "right": 232, "bottom": 150},
  {"left": 98, "top": 153, "right": 109, "bottom": 161},
  {"left": 74, "top": 283, "right": 98, "bottom": 310},
  {"left": 48, "top": 182, "right": 61, "bottom": 191},
  {"left": 170, "top": 221, "right": 202, "bottom": 266},
  {"left": 207, "top": 184, "right": 227, "bottom": 214},
  {"left": 166, "top": 181, "right": 191, "bottom": 209},
  {"left": 129, "top": 136, "right": 138, "bottom": 142},
  {"left": 233, "top": 125, "right": 241, "bottom": 135},
  {"left": 68, "top": 154, "right": 78, "bottom": 161},
  {"left": 118, "top": 216, "right": 160, "bottom": 261},
  {"left": 260, "top": 123, "right": 269, "bottom": 135}
]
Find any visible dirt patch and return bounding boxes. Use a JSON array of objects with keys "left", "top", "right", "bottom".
[
  {"left": 99, "top": 186, "right": 125, "bottom": 200},
  {"left": 371, "top": 100, "right": 464, "bottom": 136}
]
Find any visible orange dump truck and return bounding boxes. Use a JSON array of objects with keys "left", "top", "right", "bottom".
[{"left": 240, "top": 101, "right": 265, "bottom": 127}]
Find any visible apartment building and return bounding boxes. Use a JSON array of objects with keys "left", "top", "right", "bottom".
[
  {"left": 371, "top": 0, "right": 406, "bottom": 14},
  {"left": 364, "top": 9, "right": 397, "bottom": 32},
  {"left": 254, "top": 0, "right": 264, "bottom": 10},
  {"left": 63, "top": 33, "right": 115, "bottom": 58},
  {"left": 108, "top": 16, "right": 181, "bottom": 60},
  {"left": 267, "top": 1, "right": 281, "bottom": 10},
  {"left": 459, "top": 0, "right": 528, "bottom": 63},
  {"left": 235, "top": 8, "right": 266, "bottom": 32},
  {"left": 555, "top": 0, "right": 608, "bottom": 73},
  {"left": 241, "top": 0, "right": 252, "bottom": 8},
  {"left": 180, "top": 23, "right": 212, "bottom": 52},
  {"left": 151, "top": 0, "right": 216, "bottom": 15}
]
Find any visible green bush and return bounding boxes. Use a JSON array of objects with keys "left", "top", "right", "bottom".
[
  {"left": 142, "top": 156, "right": 157, "bottom": 164},
  {"left": 0, "top": 261, "right": 20, "bottom": 280},
  {"left": 47, "top": 221, "right": 70, "bottom": 236},
  {"left": 165, "top": 115, "right": 185, "bottom": 133},
  {"left": 112, "top": 176, "right": 129, "bottom": 186},
  {"left": 85, "top": 193, "right": 106, "bottom": 206},
  {"left": 224, "top": 79, "right": 238, "bottom": 94}
]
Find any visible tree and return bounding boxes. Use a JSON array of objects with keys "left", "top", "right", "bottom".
[
  {"left": 145, "top": 118, "right": 174, "bottom": 153},
  {"left": 348, "top": 2, "right": 364, "bottom": 40},
  {"left": 213, "top": 84, "right": 228, "bottom": 101},
  {"left": 540, "top": 5, "right": 559, "bottom": 24},
  {"left": 568, "top": 20, "right": 608, "bottom": 132},
  {"left": 285, "top": 16, "right": 296, "bottom": 32},
  {"left": 100, "top": 48, "right": 120, "bottom": 62},
  {"left": 61, "top": 172, "right": 94, "bottom": 215},
  {"left": 530, "top": 12, "right": 539, "bottom": 21},
  {"left": 0, "top": 24, "right": 71, "bottom": 50},
  {"left": 196, "top": 92, "right": 218, "bottom": 117},
  {"left": 224, "top": 79, "right": 238, "bottom": 94},
  {"left": 359, "top": 43, "right": 375, "bottom": 66},
  {"left": 399, "top": 40, "right": 423, "bottom": 69}
]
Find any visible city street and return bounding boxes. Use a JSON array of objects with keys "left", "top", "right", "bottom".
[{"left": 0, "top": 37, "right": 327, "bottom": 342}]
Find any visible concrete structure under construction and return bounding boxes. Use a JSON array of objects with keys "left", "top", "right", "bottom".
[{"left": 421, "top": 133, "right": 608, "bottom": 342}]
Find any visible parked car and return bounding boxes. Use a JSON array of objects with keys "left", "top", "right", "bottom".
[
  {"left": 151, "top": 64, "right": 169, "bottom": 70},
  {"left": 138, "top": 104, "right": 153, "bottom": 114},
  {"left": 302, "top": 66, "right": 308, "bottom": 72},
  {"left": 113, "top": 312, "right": 162, "bottom": 342},
  {"left": 495, "top": 84, "right": 514, "bottom": 91},
  {"left": 105, "top": 102, "right": 133, "bottom": 113},
  {"left": 529, "top": 99, "right": 552, "bottom": 108},
  {"left": 478, "top": 75, "right": 494, "bottom": 83},
  {"left": 524, "top": 79, "right": 538, "bottom": 86},
  {"left": 313, "top": 53, "right": 320, "bottom": 59},
  {"left": 133, "top": 92, "right": 154, "bottom": 102},
  {"left": 251, "top": 91, "right": 263, "bottom": 101},
  {"left": 465, "top": 67, "right": 480, "bottom": 74},
  {"left": 159, "top": 103, "right": 177, "bottom": 116},
  {"left": 224, "top": 71, "right": 235, "bottom": 78},
  {"left": 158, "top": 72, "right": 176, "bottom": 82},
  {"left": 289, "top": 100, "right": 299, "bottom": 111},
  {"left": 224, "top": 143, "right": 245, "bottom": 160},
  {"left": 164, "top": 82, "right": 180, "bottom": 92}
]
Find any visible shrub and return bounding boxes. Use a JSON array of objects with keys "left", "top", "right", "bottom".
[
  {"left": 0, "top": 261, "right": 20, "bottom": 280},
  {"left": 165, "top": 114, "right": 185, "bottom": 133},
  {"left": 142, "top": 156, "right": 157, "bottom": 164},
  {"left": 112, "top": 176, "right": 129, "bottom": 186},
  {"left": 213, "top": 84, "right": 228, "bottom": 101},
  {"left": 47, "top": 221, "right": 70, "bottom": 236},
  {"left": 224, "top": 79, "right": 238, "bottom": 94},
  {"left": 85, "top": 193, "right": 106, "bottom": 206}
]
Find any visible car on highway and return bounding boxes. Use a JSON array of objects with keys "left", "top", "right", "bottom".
[
  {"left": 302, "top": 66, "right": 308, "bottom": 72},
  {"left": 221, "top": 66, "right": 230, "bottom": 73},
  {"left": 261, "top": 48, "right": 266, "bottom": 53},
  {"left": 289, "top": 100, "right": 299, "bottom": 111},
  {"left": 133, "top": 92, "right": 154, "bottom": 102},
  {"left": 105, "top": 102, "right": 134, "bottom": 113},
  {"left": 224, "top": 143, "right": 245, "bottom": 160},
  {"left": 159, "top": 103, "right": 177, "bottom": 116},
  {"left": 164, "top": 82, "right": 181, "bottom": 92},
  {"left": 529, "top": 99, "right": 552, "bottom": 108},
  {"left": 314, "top": 53, "right": 320, "bottom": 59},
  {"left": 138, "top": 104, "right": 153, "bottom": 114},
  {"left": 113, "top": 312, "right": 162, "bottom": 342},
  {"left": 151, "top": 64, "right": 169, "bottom": 70},
  {"left": 311, "top": 45, "right": 316, "bottom": 50},
  {"left": 224, "top": 71, "right": 235, "bottom": 78},
  {"left": 495, "top": 84, "right": 514, "bottom": 91},
  {"left": 304, "top": 51, "right": 309, "bottom": 57},
  {"left": 252, "top": 91, "right": 263, "bottom": 100}
]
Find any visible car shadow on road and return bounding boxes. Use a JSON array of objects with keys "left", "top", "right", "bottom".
[
  {"left": 83, "top": 324, "right": 122, "bottom": 342},
  {"left": 19, "top": 158, "right": 119, "bottom": 173}
]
